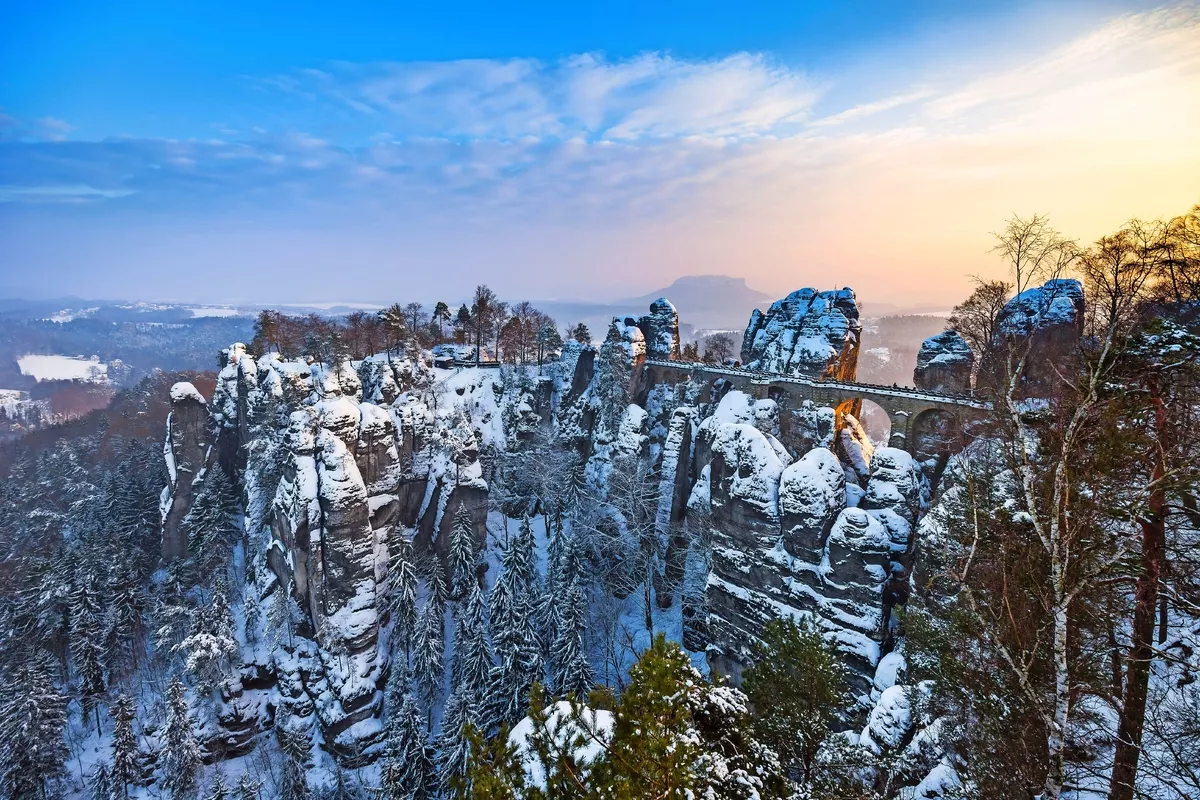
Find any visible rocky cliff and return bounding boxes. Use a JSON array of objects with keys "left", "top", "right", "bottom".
[
  {"left": 913, "top": 330, "right": 973, "bottom": 393},
  {"left": 159, "top": 284, "right": 944, "bottom": 761},
  {"left": 741, "top": 288, "right": 861, "bottom": 379}
]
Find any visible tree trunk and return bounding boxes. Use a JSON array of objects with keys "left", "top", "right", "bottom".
[
  {"left": 1043, "top": 591, "right": 1069, "bottom": 800},
  {"left": 1108, "top": 387, "right": 1168, "bottom": 800}
]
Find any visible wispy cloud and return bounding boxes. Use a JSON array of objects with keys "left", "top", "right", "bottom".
[
  {"left": 264, "top": 52, "right": 820, "bottom": 141},
  {"left": 2, "top": 4, "right": 1199, "bottom": 305}
]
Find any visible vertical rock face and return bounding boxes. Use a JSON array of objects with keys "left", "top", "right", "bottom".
[
  {"left": 169, "top": 348, "right": 492, "bottom": 762},
  {"left": 741, "top": 288, "right": 861, "bottom": 379},
  {"left": 987, "top": 277, "right": 1085, "bottom": 392},
  {"left": 637, "top": 297, "right": 681, "bottom": 360},
  {"left": 685, "top": 389, "right": 924, "bottom": 694},
  {"left": 168, "top": 280, "right": 954, "bottom": 768},
  {"left": 161, "top": 381, "right": 213, "bottom": 562},
  {"left": 913, "top": 331, "right": 973, "bottom": 393}
]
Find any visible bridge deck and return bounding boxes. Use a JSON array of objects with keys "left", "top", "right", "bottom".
[{"left": 643, "top": 359, "right": 991, "bottom": 411}]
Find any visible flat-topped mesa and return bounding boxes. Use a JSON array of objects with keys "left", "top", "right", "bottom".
[
  {"left": 741, "top": 288, "right": 861, "bottom": 380},
  {"left": 914, "top": 330, "right": 973, "bottom": 393}
]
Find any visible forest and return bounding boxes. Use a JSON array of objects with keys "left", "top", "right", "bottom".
[{"left": 0, "top": 204, "right": 1197, "bottom": 800}]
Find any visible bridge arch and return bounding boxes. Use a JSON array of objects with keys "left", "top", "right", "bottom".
[{"left": 834, "top": 397, "right": 893, "bottom": 448}]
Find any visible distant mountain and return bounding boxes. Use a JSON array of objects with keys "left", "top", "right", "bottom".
[{"left": 619, "top": 275, "right": 770, "bottom": 317}]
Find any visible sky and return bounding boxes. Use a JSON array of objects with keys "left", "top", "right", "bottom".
[{"left": 1, "top": 0, "right": 1199, "bottom": 309}]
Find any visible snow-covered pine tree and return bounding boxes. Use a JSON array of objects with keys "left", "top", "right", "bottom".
[
  {"left": 267, "top": 580, "right": 303, "bottom": 651},
  {"left": 424, "top": 549, "right": 449, "bottom": 609},
  {"left": 412, "top": 581, "right": 446, "bottom": 709},
  {"left": 183, "top": 468, "right": 240, "bottom": 579},
  {"left": 452, "top": 580, "right": 493, "bottom": 703},
  {"left": 242, "top": 585, "right": 262, "bottom": 644},
  {"left": 435, "top": 682, "right": 475, "bottom": 795},
  {"left": 551, "top": 578, "right": 593, "bottom": 699},
  {"left": 176, "top": 588, "right": 239, "bottom": 696},
  {"left": 0, "top": 657, "right": 69, "bottom": 800},
  {"left": 487, "top": 516, "right": 545, "bottom": 726},
  {"left": 110, "top": 693, "right": 140, "bottom": 798},
  {"left": 275, "top": 710, "right": 314, "bottom": 800},
  {"left": 160, "top": 676, "right": 201, "bottom": 799},
  {"left": 380, "top": 677, "right": 436, "bottom": 800},
  {"left": 388, "top": 533, "right": 419, "bottom": 657},
  {"left": 204, "top": 772, "right": 231, "bottom": 800},
  {"left": 235, "top": 774, "right": 262, "bottom": 800},
  {"left": 69, "top": 579, "right": 107, "bottom": 732},
  {"left": 89, "top": 761, "right": 115, "bottom": 800},
  {"left": 448, "top": 504, "right": 477, "bottom": 598}
]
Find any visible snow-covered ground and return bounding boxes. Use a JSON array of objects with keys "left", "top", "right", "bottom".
[{"left": 17, "top": 354, "right": 109, "bottom": 382}]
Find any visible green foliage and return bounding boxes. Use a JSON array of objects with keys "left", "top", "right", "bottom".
[{"left": 740, "top": 617, "right": 849, "bottom": 782}]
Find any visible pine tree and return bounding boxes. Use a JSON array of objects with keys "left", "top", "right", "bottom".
[
  {"left": 70, "top": 579, "right": 107, "bottom": 731},
  {"left": 160, "top": 677, "right": 201, "bottom": 799},
  {"left": 177, "top": 589, "right": 239, "bottom": 695},
  {"left": 550, "top": 578, "right": 593, "bottom": 699},
  {"left": 381, "top": 675, "right": 436, "bottom": 800},
  {"left": 741, "top": 617, "right": 848, "bottom": 783},
  {"left": 389, "top": 534, "right": 419, "bottom": 657},
  {"left": 276, "top": 711, "right": 313, "bottom": 800},
  {"left": 204, "top": 772, "right": 231, "bottom": 800},
  {"left": 0, "top": 658, "right": 69, "bottom": 800},
  {"left": 435, "top": 683, "right": 476, "bottom": 794},
  {"left": 267, "top": 581, "right": 303, "bottom": 651},
  {"left": 183, "top": 468, "right": 239, "bottom": 577},
  {"left": 588, "top": 634, "right": 702, "bottom": 796},
  {"left": 452, "top": 581, "right": 493, "bottom": 703},
  {"left": 448, "top": 504, "right": 477, "bottom": 598},
  {"left": 412, "top": 587, "right": 446, "bottom": 709},
  {"left": 89, "top": 761, "right": 116, "bottom": 800},
  {"left": 243, "top": 587, "right": 262, "bottom": 644},
  {"left": 110, "top": 693, "right": 140, "bottom": 798},
  {"left": 235, "top": 774, "right": 262, "bottom": 800},
  {"left": 487, "top": 517, "right": 544, "bottom": 726}
]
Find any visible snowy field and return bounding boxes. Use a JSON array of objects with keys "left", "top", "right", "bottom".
[{"left": 18, "top": 354, "right": 108, "bottom": 382}]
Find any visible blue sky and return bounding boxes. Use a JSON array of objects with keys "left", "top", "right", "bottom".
[{"left": 2, "top": 1, "right": 1198, "bottom": 307}]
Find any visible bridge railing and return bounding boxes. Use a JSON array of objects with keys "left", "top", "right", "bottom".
[{"left": 643, "top": 358, "right": 991, "bottom": 410}]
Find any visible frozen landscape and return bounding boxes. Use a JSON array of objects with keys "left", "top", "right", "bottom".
[{"left": 2, "top": 3, "right": 1199, "bottom": 799}]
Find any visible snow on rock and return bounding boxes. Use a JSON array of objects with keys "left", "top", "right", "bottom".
[
  {"left": 873, "top": 650, "right": 907, "bottom": 699},
  {"left": 779, "top": 447, "right": 846, "bottom": 559},
  {"left": 636, "top": 297, "right": 681, "bottom": 360},
  {"left": 989, "top": 278, "right": 1085, "bottom": 394},
  {"left": 740, "top": 287, "right": 861, "bottom": 379},
  {"left": 860, "top": 685, "right": 913, "bottom": 754},
  {"left": 708, "top": 422, "right": 786, "bottom": 520},
  {"left": 903, "top": 758, "right": 964, "bottom": 800},
  {"left": 861, "top": 447, "right": 924, "bottom": 555},
  {"left": 161, "top": 379, "right": 215, "bottom": 561},
  {"left": 913, "top": 330, "right": 973, "bottom": 393},
  {"left": 997, "top": 278, "right": 1085, "bottom": 338},
  {"left": 170, "top": 381, "right": 206, "bottom": 404},
  {"left": 508, "top": 701, "right": 615, "bottom": 791}
]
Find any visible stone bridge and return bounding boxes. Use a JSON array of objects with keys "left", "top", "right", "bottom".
[{"left": 640, "top": 358, "right": 991, "bottom": 455}]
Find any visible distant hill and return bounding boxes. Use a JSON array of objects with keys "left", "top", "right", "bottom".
[
  {"left": 619, "top": 275, "right": 770, "bottom": 321},
  {"left": 541, "top": 275, "right": 772, "bottom": 340}
]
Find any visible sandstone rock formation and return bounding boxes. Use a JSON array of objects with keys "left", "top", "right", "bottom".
[
  {"left": 913, "top": 330, "right": 973, "bottom": 393},
  {"left": 986, "top": 277, "right": 1085, "bottom": 393},
  {"left": 161, "top": 381, "right": 214, "bottom": 562},
  {"left": 636, "top": 297, "right": 681, "bottom": 360},
  {"left": 741, "top": 288, "right": 861, "bottom": 379}
]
